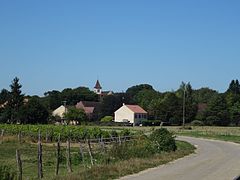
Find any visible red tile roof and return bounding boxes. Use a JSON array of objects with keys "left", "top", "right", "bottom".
[{"left": 126, "top": 105, "right": 147, "bottom": 114}]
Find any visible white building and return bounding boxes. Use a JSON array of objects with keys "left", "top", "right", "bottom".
[
  {"left": 114, "top": 104, "right": 147, "bottom": 126},
  {"left": 52, "top": 105, "right": 68, "bottom": 119}
]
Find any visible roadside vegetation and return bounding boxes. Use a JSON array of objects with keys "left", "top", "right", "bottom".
[
  {"left": 167, "top": 126, "right": 240, "bottom": 144},
  {"left": 0, "top": 128, "right": 195, "bottom": 180}
]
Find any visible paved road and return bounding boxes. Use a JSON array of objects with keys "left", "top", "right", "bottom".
[{"left": 120, "top": 136, "right": 240, "bottom": 180}]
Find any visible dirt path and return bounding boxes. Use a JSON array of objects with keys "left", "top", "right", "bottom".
[{"left": 120, "top": 136, "right": 240, "bottom": 180}]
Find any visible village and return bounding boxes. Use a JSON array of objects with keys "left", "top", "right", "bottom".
[{"left": 52, "top": 80, "right": 148, "bottom": 126}]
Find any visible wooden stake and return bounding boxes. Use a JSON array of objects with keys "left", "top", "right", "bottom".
[
  {"left": 79, "top": 141, "right": 84, "bottom": 163},
  {"left": 38, "top": 130, "right": 43, "bottom": 179},
  {"left": 18, "top": 131, "right": 22, "bottom": 144},
  {"left": 55, "top": 135, "right": 60, "bottom": 176},
  {"left": 16, "top": 149, "right": 22, "bottom": 180},
  {"left": 66, "top": 138, "right": 72, "bottom": 173},
  {"left": 0, "top": 129, "right": 4, "bottom": 144},
  {"left": 87, "top": 139, "right": 94, "bottom": 166},
  {"left": 118, "top": 135, "right": 121, "bottom": 145},
  {"left": 45, "top": 130, "right": 48, "bottom": 143}
]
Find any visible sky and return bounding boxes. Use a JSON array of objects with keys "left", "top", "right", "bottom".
[{"left": 0, "top": 0, "right": 240, "bottom": 96}]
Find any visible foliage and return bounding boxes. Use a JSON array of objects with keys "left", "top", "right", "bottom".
[
  {"left": 100, "top": 116, "right": 113, "bottom": 122},
  {"left": 0, "top": 124, "right": 131, "bottom": 141},
  {"left": 5, "top": 77, "right": 24, "bottom": 123},
  {"left": 99, "top": 95, "right": 122, "bottom": 119},
  {"left": 204, "top": 94, "right": 230, "bottom": 126},
  {"left": 126, "top": 84, "right": 154, "bottom": 103},
  {"left": 42, "top": 87, "right": 98, "bottom": 111},
  {"left": 190, "top": 120, "right": 204, "bottom": 126},
  {"left": 19, "top": 97, "right": 49, "bottom": 124},
  {"left": 192, "top": 88, "right": 218, "bottom": 104},
  {"left": 64, "top": 107, "right": 88, "bottom": 124},
  {"left": 149, "top": 128, "right": 177, "bottom": 152},
  {"left": 0, "top": 165, "right": 16, "bottom": 180},
  {"left": 0, "top": 89, "right": 10, "bottom": 104},
  {"left": 110, "top": 136, "right": 155, "bottom": 160}
]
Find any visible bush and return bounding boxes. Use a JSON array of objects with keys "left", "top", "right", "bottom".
[
  {"left": 100, "top": 116, "right": 113, "bottom": 122},
  {"left": 110, "top": 136, "right": 155, "bottom": 160},
  {"left": 141, "top": 120, "right": 161, "bottom": 126},
  {"left": 149, "top": 128, "right": 177, "bottom": 152},
  {"left": 0, "top": 165, "right": 16, "bottom": 180},
  {"left": 191, "top": 120, "right": 204, "bottom": 126}
]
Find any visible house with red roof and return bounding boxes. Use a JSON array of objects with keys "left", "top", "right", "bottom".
[
  {"left": 75, "top": 101, "right": 101, "bottom": 120},
  {"left": 114, "top": 104, "right": 147, "bottom": 126}
]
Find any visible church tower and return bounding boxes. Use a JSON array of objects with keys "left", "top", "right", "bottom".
[{"left": 94, "top": 80, "right": 102, "bottom": 95}]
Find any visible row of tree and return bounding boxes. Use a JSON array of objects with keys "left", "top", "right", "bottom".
[{"left": 0, "top": 77, "right": 240, "bottom": 126}]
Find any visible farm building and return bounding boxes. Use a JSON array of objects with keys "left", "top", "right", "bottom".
[
  {"left": 75, "top": 101, "right": 101, "bottom": 120},
  {"left": 52, "top": 105, "right": 68, "bottom": 119},
  {"left": 114, "top": 104, "right": 147, "bottom": 126}
]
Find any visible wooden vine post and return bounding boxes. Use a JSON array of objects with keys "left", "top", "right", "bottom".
[
  {"left": 0, "top": 129, "right": 4, "bottom": 144},
  {"left": 38, "top": 130, "right": 43, "bottom": 179},
  {"left": 18, "top": 131, "right": 22, "bottom": 144},
  {"left": 16, "top": 149, "right": 22, "bottom": 180},
  {"left": 55, "top": 134, "right": 61, "bottom": 176},
  {"left": 79, "top": 141, "right": 84, "bottom": 163},
  {"left": 87, "top": 139, "right": 94, "bottom": 166},
  {"left": 66, "top": 138, "right": 73, "bottom": 173}
]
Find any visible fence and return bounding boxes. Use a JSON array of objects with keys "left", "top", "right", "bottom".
[{"left": 0, "top": 129, "right": 139, "bottom": 179}]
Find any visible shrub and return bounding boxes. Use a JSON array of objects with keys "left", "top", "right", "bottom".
[
  {"left": 100, "top": 116, "right": 113, "bottom": 122},
  {"left": 191, "top": 120, "right": 204, "bottom": 126},
  {"left": 149, "top": 128, "right": 177, "bottom": 152},
  {"left": 0, "top": 165, "right": 16, "bottom": 180},
  {"left": 109, "top": 136, "right": 155, "bottom": 160}
]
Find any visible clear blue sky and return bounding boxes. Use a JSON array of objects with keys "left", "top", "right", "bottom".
[{"left": 1, "top": 0, "right": 240, "bottom": 96}]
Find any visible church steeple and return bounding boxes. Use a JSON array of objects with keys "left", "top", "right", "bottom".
[{"left": 94, "top": 80, "right": 102, "bottom": 95}]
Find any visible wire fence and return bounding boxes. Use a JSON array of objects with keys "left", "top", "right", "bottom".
[{"left": 0, "top": 130, "right": 140, "bottom": 179}]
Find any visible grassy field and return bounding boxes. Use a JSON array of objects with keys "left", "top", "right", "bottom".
[
  {"left": 0, "top": 134, "right": 195, "bottom": 180},
  {"left": 101, "top": 126, "right": 240, "bottom": 143}
]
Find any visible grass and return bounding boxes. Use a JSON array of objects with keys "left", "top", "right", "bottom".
[
  {"left": 0, "top": 135, "right": 195, "bottom": 180},
  {"left": 165, "top": 126, "right": 240, "bottom": 144},
  {"left": 56, "top": 141, "right": 195, "bottom": 180},
  {"left": 100, "top": 126, "right": 240, "bottom": 144}
]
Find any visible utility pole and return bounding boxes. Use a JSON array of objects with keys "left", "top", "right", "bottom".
[{"left": 182, "top": 83, "right": 186, "bottom": 127}]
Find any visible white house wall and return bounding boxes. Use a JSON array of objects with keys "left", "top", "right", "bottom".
[{"left": 114, "top": 106, "right": 135, "bottom": 124}]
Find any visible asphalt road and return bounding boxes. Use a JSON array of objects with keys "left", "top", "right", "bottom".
[{"left": 120, "top": 136, "right": 240, "bottom": 180}]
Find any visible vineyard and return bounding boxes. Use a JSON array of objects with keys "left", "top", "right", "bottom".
[
  {"left": 0, "top": 125, "right": 194, "bottom": 180},
  {"left": 0, "top": 124, "right": 132, "bottom": 142}
]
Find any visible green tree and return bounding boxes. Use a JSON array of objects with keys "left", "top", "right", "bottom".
[
  {"left": 19, "top": 98, "right": 49, "bottom": 124},
  {"left": 133, "top": 89, "right": 161, "bottom": 111},
  {"left": 0, "top": 89, "right": 10, "bottom": 104},
  {"left": 43, "top": 90, "right": 62, "bottom": 110},
  {"left": 192, "top": 88, "right": 218, "bottom": 104},
  {"left": 154, "top": 92, "right": 182, "bottom": 124},
  {"left": 177, "top": 82, "right": 197, "bottom": 123},
  {"left": 6, "top": 77, "right": 24, "bottom": 123},
  {"left": 226, "top": 79, "right": 240, "bottom": 95},
  {"left": 204, "top": 94, "right": 230, "bottom": 126},
  {"left": 64, "top": 107, "right": 87, "bottom": 124},
  {"left": 99, "top": 95, "right": 122, "bottom": 119},
  {"left": 126, "top": 84, "right": 154, "bottom": 103},
  {"left": 229, "top": 102, "right": 240, "bottom": 126}
]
